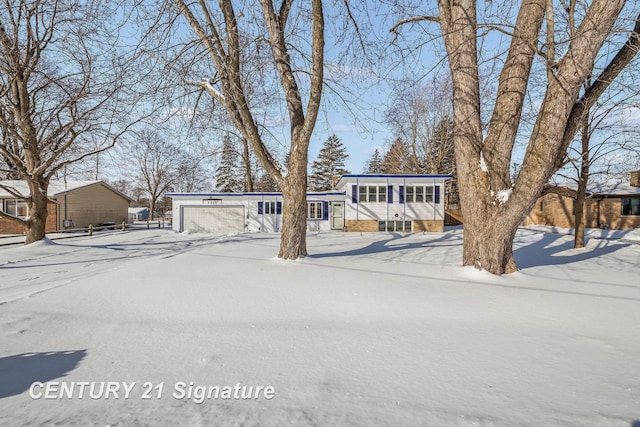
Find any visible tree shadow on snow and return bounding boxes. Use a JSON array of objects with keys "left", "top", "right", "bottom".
[
  {"left": 309, "top": 231, "right": 462, "bottom": 259},
  {"left": 0, "top": 350, "right": 87, "bottom": 398},
  {"left": 513, "top": 232, "right": 630, "bottom": 269}
]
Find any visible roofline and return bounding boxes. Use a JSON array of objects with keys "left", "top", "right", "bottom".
[
  {"left": 335, "top": 174, "right": 453, "bottom": 188},
  {"left": 165, "top": 191, "right": 346, "bottom": 198},
  {"left": 53, "top": 181, "right": 134, "bottom": 202},
  {"left": 338, "top": 174, "right": 453, "bottom": 179},
  {"left": 544, "top": 183, "right": 640, "bottom": 197}
]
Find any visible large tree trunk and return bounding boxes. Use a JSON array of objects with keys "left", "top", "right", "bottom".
[
  {"left": 25, "top": 179, "right": 49, "bottom": 244},
  {"left": 462, "top": 212, "right": 519, "bottom": 274},
  {"left": 278, "top": 157, "right": 308, "bottom": 259},
  {"left": 278, "top": 179, "right": 307, "bottom": 259}
]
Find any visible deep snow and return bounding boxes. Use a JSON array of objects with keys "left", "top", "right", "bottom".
[{"left": 1, "top": 227, "right": 639, "bottom": 426}]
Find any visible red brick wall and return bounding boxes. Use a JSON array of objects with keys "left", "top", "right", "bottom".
[
  {"left": 0, "top": 200, "right": 58, "bottom": 234},
  {"left": 525, "top": 193, "right": 640, "bottom": 230}
]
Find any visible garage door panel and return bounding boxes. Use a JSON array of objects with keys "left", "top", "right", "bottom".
[{"left": 182, "top": 205, "right": 244, "bottom": 234}]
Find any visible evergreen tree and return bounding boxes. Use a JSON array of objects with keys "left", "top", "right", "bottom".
[
  {"left": 381, "top": 138, "right": 414, "bottom": 174},
  {"left": 254, "top": 171, "right": 280, "bottom": 192},
  {"left": 309, "top": 134, "right": 350, "bottom": 191},
  {"left": 365, "top": 149, "right": 384, "bottom": 173},
  {"left": 215, "top": 135, "right": 242, "bottom": 192}
]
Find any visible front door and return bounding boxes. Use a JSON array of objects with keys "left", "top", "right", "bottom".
[{"left": 331, "top": 202, "right": 344, "bottom": 230}]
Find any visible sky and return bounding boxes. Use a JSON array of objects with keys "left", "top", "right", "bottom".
[{"left": 57, "top": 1, "right": 640, "bottom": 186}]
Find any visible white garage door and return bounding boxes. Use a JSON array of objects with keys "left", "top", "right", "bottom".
[{"left": 181, "top": 205, "right": 245, "bottom": 234}]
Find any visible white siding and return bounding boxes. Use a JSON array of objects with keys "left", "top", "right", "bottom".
[{"left": 342, "top": 180, "right": 446, "bottom": 222}]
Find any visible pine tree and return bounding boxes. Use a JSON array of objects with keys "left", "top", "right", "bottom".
[
  {"left": 381, "top": 138, "right": 414, "bottom": 174},
  {"left": 365, "top": 149, "right": 384, "bottom": 173},
  {"left": 215, "top": 135, "right": 242, "bottom": 192},
  {"left": 309, "top": 134, "right": 350, "bottom": 191}
]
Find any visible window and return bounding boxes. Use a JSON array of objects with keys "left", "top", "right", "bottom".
[
  {"left": 308, "top": 202, "right": 323, "bottom": 219},
  {"left": 358, "top": 185, "right": 386, "bottom": 203},
  {"left": 404, "top": 185, "right": 434, "bottom": 203},
  {"left": 3, "top": 199, "right": 28, "bottom": 217},
  {"left": 265, "top": 201, "right": 276, "bottom": 214},
  {"left": 378, "top": 220, "right": 412, "bottom": 232},
  {"left": 258, "top": 201, "right": 281, "bottom": 214},
  {"left": 621, "top": 198, "right": 640, "bottom": 216}
]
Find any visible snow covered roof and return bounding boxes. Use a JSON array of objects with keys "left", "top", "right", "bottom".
[
  {"left": 585, "top": 182, "right": 640, "bottom": 196},
  {"left": 128, "top": 207, "right": 149, "bottom": 214},
  {"left": 547, "top": 181, "right": 640, "bottom": 197},
  {"left": 0, "top": 180, "right": 133, "bottom": 201}
]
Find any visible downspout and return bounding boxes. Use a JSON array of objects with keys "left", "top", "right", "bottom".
[
  {"left": 403, "top": 178, "right": 406, "bottom": 223},
  {"left": 386, "top": 177, "right": 389, "bottom": 225},
  {"left": 433, "top": 177, "right": 436, "bottom": 223},
  {"left": 356, "top": 177, "right": 359, "bottom": 221}
]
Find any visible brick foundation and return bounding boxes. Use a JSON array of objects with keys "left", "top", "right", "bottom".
[
  {"left": 413, "top": 220, "right": 445, "bottom": 232},
  {"left": 345, "top": 219, "right": 445, "bottom": 233}
]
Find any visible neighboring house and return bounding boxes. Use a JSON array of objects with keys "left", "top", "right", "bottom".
[
  {"left": 166, "top": 174, "right": 451, "bottom": 234},
  {"left": 0, "top": 180, "right": 133, "bottom": 234},
  {"left": 128, "top": 207, "right": 150, "bottom": 221},
  {"left": 525, "top": 170, "right": 640, "bottom": 230}
]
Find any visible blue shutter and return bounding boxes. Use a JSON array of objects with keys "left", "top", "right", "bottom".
[
  {"left": 322, "top": 201, "right": 329, "bottom": 220},
  {"left": 276, "top": 201, "right": 282, "bottom": 214},
  {"left": 387, "top": 185, "right": 393, "bottom": 204},
  {"left": 399, "top": 186, "right": 405, "bottom": 204},
  {"left": 258, "top": 201, "right": 263, "bottom": 214},
  {"left": 434, "top": 185, "right": 440, "bottom": 204},
  {"left": 351, "top": 185, "right": 358, "bottom": 204}
]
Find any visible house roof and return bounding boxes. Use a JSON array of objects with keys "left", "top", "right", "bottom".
[
  {"left": 545, "top": 182, "right": 640, "bottom": 197},
  {"left": 128, "top": 207, "right": 149, "bottom": 214},
  {"left": 0, "top": 180, "right": 134, "bottom": 201},
  {"left": 165, "top": 191, "right": 346, "bottom": 198},
  {"left": 334, "top": 174, "right": 452, "bottom": 189}
]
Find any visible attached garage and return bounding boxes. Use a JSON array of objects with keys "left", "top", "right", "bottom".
[{"left": 181, "top": 205, "right": 245, "bottom": 234}]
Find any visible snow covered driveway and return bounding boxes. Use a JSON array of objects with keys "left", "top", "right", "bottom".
[{"left": 1, "top": 228, "right": 639, "bottom": 426}]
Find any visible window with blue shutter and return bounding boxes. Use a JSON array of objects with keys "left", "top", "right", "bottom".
[
  {"left": 322, "top": 201, "right": 329, "bottom": 220},
  {"left": 276, "top": 201, "right": 282, "bottom": 214},
  {"left": 434, "top": 186, "right": 440, "bottom": 204},
  {"left": 399, "top": 185, "right": 405, "bottom": 204},
  {"left": 387, "top": 185, "right": 393, "bottom": 204},
  {"left": 258, "top": 201, "right": 263, "bottom": 214},
  {"left": 351, "top": 184, "right": 358, "bottom": 204}
]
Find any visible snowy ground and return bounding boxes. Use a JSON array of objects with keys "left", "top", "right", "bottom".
[{"left": 1, "top": 227, "right": 639, "bottom": 426}]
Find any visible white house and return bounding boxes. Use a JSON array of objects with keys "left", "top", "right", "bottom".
[
  {"left": 166, "top": 174, "right": 451, "bottom": 235},
  {"left": 166, "top": 191, "right": 346, "bottom": 234}
]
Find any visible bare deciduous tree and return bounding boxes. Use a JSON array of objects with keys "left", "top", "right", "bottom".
[
  {"left": 393, "top": 0, "right": 640, "bottom": 274},
  {"left": 169, "top": 0, "right": 325, "bottom": 259},
  {"left": 0, "top": 0, "right": 144, "bottom": 243},
  {"left": 130, "top": 130, "right": 193, "bottom": 223}
]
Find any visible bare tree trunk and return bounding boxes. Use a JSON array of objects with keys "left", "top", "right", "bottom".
[
  {"left": 279, "top": 154, "right": 308, "bottom": 259},
  {"left": 25, "top": 178, "right": 49, "bottom": 244},
  {"left": 574, "top": 115, "right": 590, "bottom": 248}
]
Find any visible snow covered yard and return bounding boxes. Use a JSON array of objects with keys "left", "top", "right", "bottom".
[{"left": 1, "top": 228, "right": 639, "bottom": 426}]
